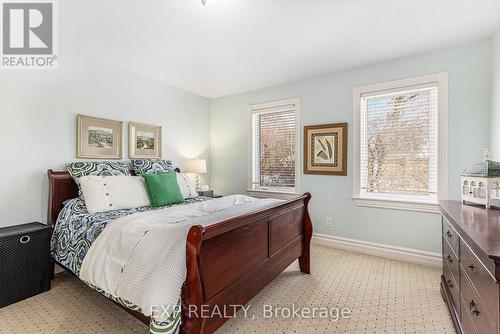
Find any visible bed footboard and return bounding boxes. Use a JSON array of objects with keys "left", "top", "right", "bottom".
[{"left": 181, "top": 193, "right": 312, "bottom": 334}]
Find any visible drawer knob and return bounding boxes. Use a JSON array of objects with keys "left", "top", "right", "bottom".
[
  {"left": 446, "top": 231, "right": 452, "bottom": 238},
  {"left": 468, "top": 264, "right": 475, "bottom": 271},
  {"left": 447, "top": 255, "right": 453, "bottom": 263},
  {"left": 469, "top": 300, "right": 480, "bottom": 316},
  {"left": 447, "top": 279, "right": 453, "bottom": 289}
]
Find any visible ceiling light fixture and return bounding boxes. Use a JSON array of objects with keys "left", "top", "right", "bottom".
[{"left": 201, "top": 0, "right": 213, "bottom": 6}]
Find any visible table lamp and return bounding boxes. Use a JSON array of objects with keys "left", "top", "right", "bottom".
[{"left": 184, "top": 159, "right": 207, "bottom": 191}]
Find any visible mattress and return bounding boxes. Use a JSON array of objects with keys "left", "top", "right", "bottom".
[{"left": 50, "top": 195, "right": 282, "bottom": 334}]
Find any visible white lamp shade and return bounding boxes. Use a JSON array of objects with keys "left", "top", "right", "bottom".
[{"left": 184, "top": 159, "right": 207, "bottom": 174}]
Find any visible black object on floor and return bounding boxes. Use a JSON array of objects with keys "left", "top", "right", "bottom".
[{"left": 0, "top": 222, "right": 51, "bottom": 308}]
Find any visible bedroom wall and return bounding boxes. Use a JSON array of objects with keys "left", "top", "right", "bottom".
[
  {"left": 209, "top": 39, "right": 491, "bottom": 254},
  {"left": 0, "top": 54, "right": 210, "bottom": 228},
  {"left": 491, "top": 28, "right": 500, "bottom": 159}
]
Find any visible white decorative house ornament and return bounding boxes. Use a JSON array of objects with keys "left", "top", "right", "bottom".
[{"left": 461, "top": 149, "right": 500, "bottom": 209}]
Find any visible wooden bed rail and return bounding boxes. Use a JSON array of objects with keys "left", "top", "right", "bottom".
[{"left": 182, "top": 193, "right": 312, "bottom": 334}]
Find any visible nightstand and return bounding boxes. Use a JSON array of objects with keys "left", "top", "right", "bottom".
[
  {"left": 0, "top": 222, "right": 51, "bottom": 308},
  {"left": 198, "top": 190, "right": 223, "bottom": 198}
]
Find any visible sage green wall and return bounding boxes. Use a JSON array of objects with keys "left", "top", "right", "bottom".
[
  {"left": 0, "top": 53, "right": 210, "bottom": 228},
  {"left": 491, "top": 29, "right": 500, "bottom": 159},
  {"left": 210, "top": 40, "right": 491, "bottom": 253}
]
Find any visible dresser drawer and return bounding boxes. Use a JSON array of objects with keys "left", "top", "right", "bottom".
[
  {"left": 461, "top": 240, "right": 499, "bottom": 322},
  {"left": 443, "top": 237, "right": 459, "bottom": 283},
  {"left": 442, "top": 216, "right": 459, "bottom": 258},
  {"left": 461, "top": 296, "right": 479, "bottom": 334},
  {"left": 461, "top": 270, "right": 497, "bottom": 334},
  {"left": 443, "top": 261, "right": 460, "bottom": 308}
]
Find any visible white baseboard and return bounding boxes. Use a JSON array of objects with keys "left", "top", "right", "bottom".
[{"left": 312, "top": 233, "right": 441, "bottom": 268}]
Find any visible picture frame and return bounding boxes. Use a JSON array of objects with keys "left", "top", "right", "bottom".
[
  {"left": 128, "top": 122, "right": 162, "bottom": 159},
  {"left": 304, "top": 122, "right": 348, "bottom": 175},
  {"left": 77, "top": 114, "right": 123, "bottom": 159}
]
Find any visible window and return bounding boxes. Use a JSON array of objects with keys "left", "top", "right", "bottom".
[
  {"left": 353, "top": 73, "right": 448, "bottom": 212},
  {"left": 248, "top": 98, "right": 300, "bottom": 195}
]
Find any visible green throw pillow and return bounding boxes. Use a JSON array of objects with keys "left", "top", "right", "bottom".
[{"left": 143, "top": 172, "right": 184, "bottom": 207}]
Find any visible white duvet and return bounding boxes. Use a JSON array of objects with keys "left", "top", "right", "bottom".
[{"left": 79, "top": 195, "right": 283, "bottom": 321}]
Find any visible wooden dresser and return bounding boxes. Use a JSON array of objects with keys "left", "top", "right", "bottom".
[{"left": 440, "top": 200, "right": 500, "bottom": 334}]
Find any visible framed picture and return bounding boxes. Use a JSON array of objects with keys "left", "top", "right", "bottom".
[
  {"left": 128, "top": 122, "right": 162, "bottom": 159},
  {"left": 77, "top": 114, "right": 123, "bottom": 159},
  {"left": 304, "top": 122, "right": 347, "bottom": 175}
]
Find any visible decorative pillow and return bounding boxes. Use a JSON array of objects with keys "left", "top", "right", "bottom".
[
  {"left": 143, "top": 172, "right": 184, "bottom": 207},
  {"left": 132, "top": 159, "right": 174, "bottom": 175},
  {"left": 80, "top": 175, "right": 150, "bottom": 213},
  {"left": 66, "top": 161, "right": 130, "bottom": 196},
  {"left": 176, "top": 173, "right": 199, "bottom": 199}
]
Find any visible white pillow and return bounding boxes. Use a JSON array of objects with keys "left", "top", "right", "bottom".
[
  {"left": 176, "top": 173, "right": 199, "bottom": 199},
  {"left": 80, "top": 175, "right": 151, "bottom": 213}
]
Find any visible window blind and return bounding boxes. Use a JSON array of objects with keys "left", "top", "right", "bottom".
[
  {"left": 252, "top": 106, "right": 296, "bottom": 189},
  {"left": 360, "top": 83, "right": 438, "bottom": 198}
]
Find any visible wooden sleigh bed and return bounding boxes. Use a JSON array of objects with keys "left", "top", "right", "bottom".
[{"left": 47, "top": 169, "right": 312, "bottom": 334}]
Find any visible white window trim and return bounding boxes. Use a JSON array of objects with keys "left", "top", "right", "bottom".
[
  {"left": 247, "top": 97, "right": 301, "bottom": 195},
  {"left": 352, "top": 72, "right": 448, "bottom": 213},
  {"left": 247, "top": 189, "right": 301, "bottom": 200}
]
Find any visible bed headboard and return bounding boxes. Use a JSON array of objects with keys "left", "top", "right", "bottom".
[{"left": 47, "top": 168, "right": 180, "bottom": 229}]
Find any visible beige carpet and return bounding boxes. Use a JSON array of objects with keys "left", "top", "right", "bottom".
[{"left": 0, "top": 245, "right": 454, "bottom": 334}]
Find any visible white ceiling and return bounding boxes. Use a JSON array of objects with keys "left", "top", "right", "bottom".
[{"left": 63, "top": 0, "right": 500, "bottom": 98}]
